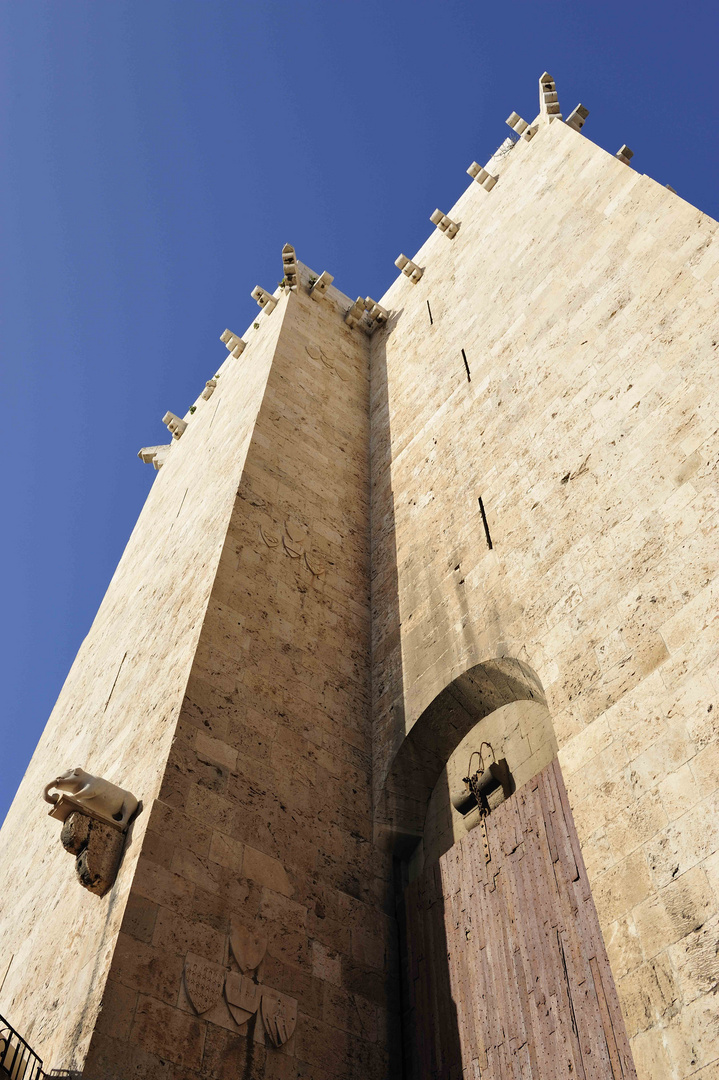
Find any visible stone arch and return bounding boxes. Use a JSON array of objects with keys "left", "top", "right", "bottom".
[
  {"left": 375, "top": 656, "right": 547, "bottom": 854},
  {"left": 388, "top": 656, "right": 639, "bottom": 1079}
]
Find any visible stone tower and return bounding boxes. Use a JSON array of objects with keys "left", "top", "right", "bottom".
[{"left": 1, "top": 73, "right": 719, "bottom": 1080}]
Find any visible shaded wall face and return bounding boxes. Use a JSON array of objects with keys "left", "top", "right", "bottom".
[
  {"left": 419, "top": 699, "right": 557, "bottom": 874},
  {"left": 0, "top": 293, "right": 285, "bottom": 1071},
  {"left": 371, "top": 120, "right": 719, "bottom": 1077},
  {"left": 85, "top": 286, "right": 399, "bottom": 1077}
]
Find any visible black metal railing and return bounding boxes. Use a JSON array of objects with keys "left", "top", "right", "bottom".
[{"left": 0, "top": 1015, "right": 43, "bottom": 1080}]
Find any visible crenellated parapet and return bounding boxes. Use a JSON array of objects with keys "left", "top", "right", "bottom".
[
  {"left": 565, "top": 103, "right": 589, "bottom": 132},
  {"left": 309, "top": 269, "right": 334, "bottom": 300},
  {"left": 466, "top": 160, "right": 498, "bottom": 191},
  {"left": 430, "top": 209, "right": 460, "bottom": 239},
  {"left": 138, "top": 74, "right": 660, "bottom": 475},
  {"left": 394, "top": 254, "right": 423, "bottom": 283},
  {"left": 506, "top": 111, "right": 537, "bottom": 141},
  {"left": 280, "top": 243, "right": 298, "bottom": 289},
  {"left": 539, "top": 70, "right": 562, "bottom": 122},
  {"left": 251, "top": 285, "right": 278, "bottom": 314},
  {"left": 221, "top": 328, "right": 246, "bottom": 357}
]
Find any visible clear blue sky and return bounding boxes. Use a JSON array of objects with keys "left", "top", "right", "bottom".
[{"left": 2, "top": 0, "right": 718, "bottom": 821}]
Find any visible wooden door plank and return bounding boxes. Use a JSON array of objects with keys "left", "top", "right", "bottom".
[{"left": 402, "top": 759, "right": 637, "bottom": 1080}]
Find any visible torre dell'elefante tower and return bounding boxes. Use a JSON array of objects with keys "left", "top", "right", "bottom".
[{"left": 2, "top": 73, "right": 719, "bottom": 1080}]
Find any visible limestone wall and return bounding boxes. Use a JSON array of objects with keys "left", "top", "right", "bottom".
[
  {"left": 3, "top": 89, "right": 718, "bottom": 1080},
  {"left": 0, "top": 289, "right": 287, "bottom": 1070},
  {"left": 371, "top": 118, "right": 719, "bottom": 1078},
  {"left": 82, "top": 276, "right": 399, "bottom": 1077}
]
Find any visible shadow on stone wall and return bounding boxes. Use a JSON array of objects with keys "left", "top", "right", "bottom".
[
  {"left": 376, "top": 657, "right": 545, "bottom": 854},
  {"left": 384, "top": 659, "right": 547, "bottom": 1076},
  {"left": 370, "top": 319, "right": 462, "bottom": 1077}
]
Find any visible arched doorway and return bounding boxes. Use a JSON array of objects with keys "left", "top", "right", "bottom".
[{"left": 383, "top": 660, "right": 638, "bottom": 1079}]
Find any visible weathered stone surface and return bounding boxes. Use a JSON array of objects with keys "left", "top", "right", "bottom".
[
  {"left": 81, "top": 265, "right": 390, "bottom": 1076},
  {"left": 667, "top": 912, "right": 719, "bottom": 1002},
  {"left": 604, "top": 913, "right": 644, "bottom": 981},
  {"left": 131, "top": 995, "right": 206, "bottom": 1068},
  {"left": 0, "top": 266, "right": 291, "bottom": 1070},
  {"left": 619, "top": 954, "right": 679, "bottom": 1038},
  {"left": 60, "top": 809, "right": 91, "bottom": 856},
  {"left": 60, "top": 810, "right": 126, "bottom": 896},
  {"left": 0, "top": 78, "right": 718, "bottom": 1080},
  {"left": 369, "top": 116, "right": 719, "bottom": 1079}
]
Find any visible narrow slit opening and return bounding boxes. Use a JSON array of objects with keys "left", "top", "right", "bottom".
[
  {"left": 104, "top": 651, "right": 127, "bottom": 712},
  {"left": 462, "top": 349, "right": 471, "bottom": 382},
  {"left": 427, "top": 300, "right": 433, "bottom": 326},
  {"left": 478, "top": 497, "right": 493, "bottom": 549}
]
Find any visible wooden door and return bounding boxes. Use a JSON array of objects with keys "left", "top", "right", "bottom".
[{"left": 399, "top": 759, "right": 636, "bottom": 1078}]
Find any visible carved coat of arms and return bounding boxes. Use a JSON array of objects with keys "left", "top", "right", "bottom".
[
  {"left": 261, "top": 988, "right": 298, "bottom": 1047},
  {"left": 257, "top": 518, "right": 326, "bottom": 578},
  {"left": 183, "top": 953, "right": 225, "bottom": 1015},
  {"left": 225, "top": 971, "right": 261, "bottom": 1026},
  {"left": 183, "top": 922, "right": 297, "bottom": 1047},
  {"left": 230, "top": 921, "right": 267, "bottom": 973}
]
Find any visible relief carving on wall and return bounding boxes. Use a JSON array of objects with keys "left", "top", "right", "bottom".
[
  {"left": 225, "top": 972, "right": 260, "bottom": 1026},
  {"left": 182, "top": 919, "right": 297, "bottom": 1048},
  {"left": 184, "top": 954, "right": 226, "bottom": 1016},
  {"left": 258, "top": 518, "right": 326, "bottom": 580},
  {"left": 305, "top": 343, "right": 348, "bottom": 382},
  {"left": 230, "top": 923, "right": 267, "bottom": 972},
  {"left": 44, "top": 768, "right": 139, "bottom": 828},
  {"left": 259, "top": 525, "right": 279, "bottom": 549},
  {"left": 260, "top": 989, "right": 298, "bottom": 1048},
  {"left": 42, "top": 768, "right": 141, "bottom": 896}
]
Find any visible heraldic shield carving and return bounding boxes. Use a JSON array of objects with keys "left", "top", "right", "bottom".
[
  {"left": 224, "top": 971, "right": 261, "bottom": 1026},
  {"left": 183, "top": 953, "right": 225, "bottom": 1014},
  {"left": 183, "top": 922, "right": 297, "bottom": 1047},
  {"left": 229, "top": 920, "right": 267, "bottom": 973},
  {"left": 261, "top": 988, "right": 298, "bottom": 1048}
]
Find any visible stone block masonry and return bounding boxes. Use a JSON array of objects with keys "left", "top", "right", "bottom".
[
  {"left": 370, "top": 113, "right": 719, "bottom": 1078},
  {"left": 0, "top": 268, "right": 290, "bottom": 1070},
  {"left": 81, "top": 272, "right": 399, "bottom": 1077},
  {"left": 0, "top": 71, "right": 718, "bottom": 1079},
  {"left": 0, "top": 260, "right": 402, "bottom": 1077}
]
